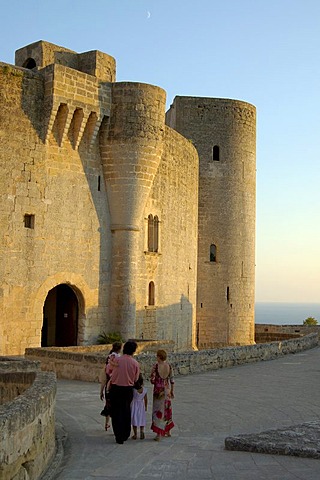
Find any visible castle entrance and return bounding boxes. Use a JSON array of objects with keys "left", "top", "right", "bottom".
[{"left": 42, "top": 284, "right": 78, "bottom": 347}]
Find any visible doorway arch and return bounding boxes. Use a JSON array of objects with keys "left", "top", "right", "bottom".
[{"left": 42, "top": 283, "right": 79, "bottom": 347}]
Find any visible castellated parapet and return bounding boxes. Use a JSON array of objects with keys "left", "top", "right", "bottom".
[{"left": 0, "top": 41, "right": 255, "bottom": 355}]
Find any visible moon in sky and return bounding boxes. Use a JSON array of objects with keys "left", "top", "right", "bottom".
[{"left": 147, "top": 11, "right": 151, "bottom": 19}]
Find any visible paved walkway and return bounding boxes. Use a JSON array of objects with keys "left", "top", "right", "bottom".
[{"left": 48, "top": 346, "right": 320, "bottom": 480}]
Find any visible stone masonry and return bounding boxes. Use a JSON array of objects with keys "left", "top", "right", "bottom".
[
  {"left": 0, "top": 40, "right": 256, "bottom": 355},
  {"left": 166, "top": 97, "right": 256, "bottom": 348},
  {"left": 0, "top": 357, "right": 56, "bottom": 480}
]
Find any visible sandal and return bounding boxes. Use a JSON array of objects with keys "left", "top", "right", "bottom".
[
  {"left": 140, "top": 432, "right": 145, "bottom": 440},
  {"left": 131, "top": 434, "right": 137, "bottom": 440},
  {"left": 105, "top": 423, "right": 110, "bottom": 431}
]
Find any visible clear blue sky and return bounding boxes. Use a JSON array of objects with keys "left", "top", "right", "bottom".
[{"left": 1, "top": 0, "right": 319, "bottom": 303}]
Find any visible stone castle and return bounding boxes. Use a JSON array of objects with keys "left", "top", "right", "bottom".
[{"left": 0, "top": 41, "right": 256, "bottom": 356}]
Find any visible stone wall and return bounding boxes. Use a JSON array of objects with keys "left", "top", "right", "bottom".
[
  {"left": 1, "top": 41, "right": 259, "bottom": 357},
  {"left": 255, "top": 324, "right": 320, "bottom": 343},
  {"left": 0, "top": 60, "right": 112, "bottom": 355},
  {"left": 166, "top": 97, "right": 256, "bottom": 348},
  {"left": 0, "top": 371, "right": 36, "bottom": 405},
  {"left": 0, "top": 42, "right": 200, "bottom": 356},
  {"left": 25, "top": 334, "right": 318, "bottom": 383},
  {"left": 0, "top": 357, "right": 56, "bottom": 480},
  {"left": 25, "top": 341, "right": 174, "bottom": 382},
  {"left": 164, "top": 333, "right": 318, "bottom": 376},
  {"left": 135, "top": 126, "right": 199, "bottom": 350},
  {"left": 15, "top": 40, "right": 116, "bottom": 82}
]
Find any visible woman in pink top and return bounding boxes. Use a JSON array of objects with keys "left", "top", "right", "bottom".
[{"left": 108, "top": 340, "right": 140, "bottom": 444}]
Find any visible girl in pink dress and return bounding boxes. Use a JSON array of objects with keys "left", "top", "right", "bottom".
[{"left": 131, "top": 374, "right": 148, "bottom": 440}]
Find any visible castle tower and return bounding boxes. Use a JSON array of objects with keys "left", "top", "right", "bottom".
[
  {"left": 166, "top": 97, "right": 256, "bottom": 347},
  {"left": 100, "top": 82, "right": 166, "bottom": 339}
]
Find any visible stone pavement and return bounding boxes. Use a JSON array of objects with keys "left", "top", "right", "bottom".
[
  {"left": 46, "top": 346, "right": 320, "bottom": 480},
  {"left": 225, "top": 420, "right": 320, "bottom": 459}
]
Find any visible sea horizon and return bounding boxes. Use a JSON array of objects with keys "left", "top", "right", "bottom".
[{"left": 255, "top": 302, "right": 320, "bottom": 325}]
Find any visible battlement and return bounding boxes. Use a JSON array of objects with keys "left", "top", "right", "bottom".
[
  {"left": 0, "top": 39, "right": 256, "bottom": 355},
  {"left": 15, "top": 40, "right": 116, "bottom": 82}
]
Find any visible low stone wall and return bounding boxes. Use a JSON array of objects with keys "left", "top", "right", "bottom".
[
  {"left": 25, "top": 340, "right": 174, "bottom": 382},
  {"left": 0, "top": 357, "right": 56, "bottom": 480},
  {"left": 25, "top": 334, "right": 318, "bottom": 383},
  {"left": 255, "top": 324, "right": 320, "bottom": 343},
  {"left": 0, "top": 371, "right": 36, "bottom": 405},
  {"left": 139, "top": 332, "right": 319, "bottom": 377},
  {"left": 255, "top": 332, "right": 302, "bottom": 343}
]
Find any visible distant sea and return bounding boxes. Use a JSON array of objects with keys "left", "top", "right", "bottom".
[{"left": 255, "top": 302, "right": 320, "bottom": 325}]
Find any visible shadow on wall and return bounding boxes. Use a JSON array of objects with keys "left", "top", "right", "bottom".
[
  {"left": 40, "top": 293, "right": 194, "bottom": 353},
  {"left": 11, "top": 63, "right": 111, "bottom": 352},
  {"left": 79, "top": 294, "right": 194, "bottom": 352},
  {"left": 136, "top": 294, "right": 194, "bottom": 351},
  {"left": 21, "top": 68, "right": 45, "bottom": 140},
  {"left": 18, "top": 68, "right": 194, "bottom": 351}
]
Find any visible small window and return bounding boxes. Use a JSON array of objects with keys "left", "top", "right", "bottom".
[
  {"left": 148, "top": 214, "right": 159, "bottom": 252},
  {"left": 212, "top": 145, "right": 220, "bottom": 161},
  {"left": 210, "top": 244, "right": 217, "bottom": 262},
  {"left": 148, "top": 281, "right": 155, "bottom": 306},
  {"left": 23, "top": 58, "right": 37, "bottom": 69},
  {"left": 24, "top": 214, "right": 35, "bottom": 229}
]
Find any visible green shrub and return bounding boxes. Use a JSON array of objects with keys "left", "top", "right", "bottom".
[
  {"left": 303, "top": 317, "right": 318, "bottom": 326},
  {"left": 96, "top": 331, "right": 124, "bottom": 344}
]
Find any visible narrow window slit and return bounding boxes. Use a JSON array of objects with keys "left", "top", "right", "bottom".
[
  {"left": 24, "top": 214, "right": 35, "bottom": 229},
  {"left": 212, "top": 145, "right": 220, "bottom": 161}
]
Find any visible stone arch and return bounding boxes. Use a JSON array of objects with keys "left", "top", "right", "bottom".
[
  {"left": 148, "top": 281, "right": 155, "bottom": 306},
  {"left": 22, "top": 58, "right": 37, "bottom": 69},
  {"left": 42, "top": 284, "right": 79, "bottom": 346},
  {"left": 148, "top": 214, "right": 159, "bottom": 252},
  {"left": 31, "top": 273, "right": 92, "bottom": 347}
]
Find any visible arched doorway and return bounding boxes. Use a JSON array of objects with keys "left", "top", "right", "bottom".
[{"left": 42, "top": 284, "right": 78, "bottom": 347}]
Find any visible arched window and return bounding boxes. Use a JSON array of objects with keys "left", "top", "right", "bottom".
[
  {"left": 154, "top": 216, "right": 159, "bottom": 252},
  {"left": 212, "top": 145, "right": 220, "bottom": 161},
  {"left": 23, "top": 58, "right": 37, "bottom": 69},
  {"left": 148, "top": 281, "right": 155, "bottom": 306},
  {"left": 148, "top": 214, "right": 159, "bottom": 252},
  {"left": 210, "top": 244, "right": 217, "bottom": 262}
]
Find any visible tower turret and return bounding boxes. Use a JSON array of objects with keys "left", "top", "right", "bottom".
[
  {"left": 100, "top": 82, "right": 166, "bottom": 338},
  {"left": 166, "top": 96, "right": 256, "bottom": 347}
]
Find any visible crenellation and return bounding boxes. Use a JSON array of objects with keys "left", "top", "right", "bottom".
[{"left": 1, "top": 41, "right": 256, "bottom": 356}]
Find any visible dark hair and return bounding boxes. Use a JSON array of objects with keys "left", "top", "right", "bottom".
[
  {"left": 134, "top": 374, "right": 144, "bottom": 390},
  {"left": 109, "top": 341, "right": 122, "bottom": 354},
  {"left": 123, "top": 340, "right": 138, "bottom": 355},
  {"left": 105, "top": 341, "right": 122, "bottom": 365}
]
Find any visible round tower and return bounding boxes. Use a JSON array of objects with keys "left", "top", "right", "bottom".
[
  {"left": 100, "top": 82, "right": 166, "bottom": 338},
  {"left": 166, "top": 97, "right": 256, "bottom": 347}
]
